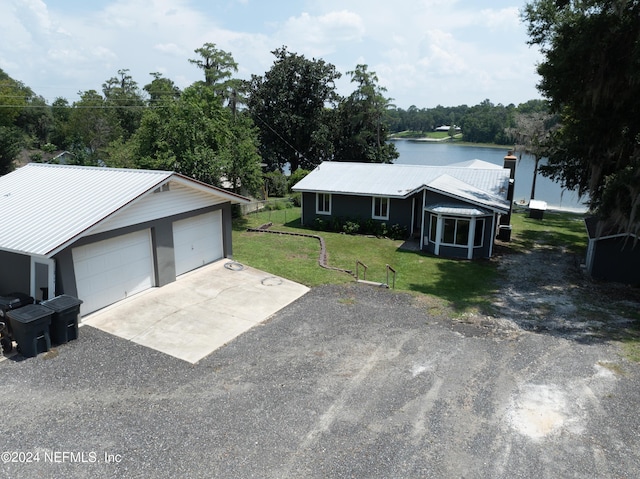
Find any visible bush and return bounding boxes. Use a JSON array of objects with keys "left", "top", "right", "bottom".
[
  {"left": 389, "top": 224, "right": 408, "bottom": 240},
  {"left": 313, "top": 217, "right": 326, "bottom": 231},
  {"left": 342, "top": 220, "right": 360, "bottom": 235},
  {"left": 290, "top": 192, "right": 302, "bottom": 207}
]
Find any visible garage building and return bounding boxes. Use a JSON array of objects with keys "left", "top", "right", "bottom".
[{"left": 0, "top": 163, "right": 250, "bottom": 315}]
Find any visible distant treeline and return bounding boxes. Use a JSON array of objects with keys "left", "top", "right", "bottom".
[{"left": 385, "top": 98, "right": 548, "bottom": 144}]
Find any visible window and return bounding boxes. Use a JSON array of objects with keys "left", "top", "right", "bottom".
[
  {"left": 316, "top": 193, "right": 331, "bottom": 215},
  {"left": 474, "top": 219, "right": 485, "bottom": 247},
  {"left": 441, "top": 217, "right": 471, "bottom": 246},
  {"left": 372, "top": 197, "right": 389, "bottom": 220},
  {"left": 429, "top": 214, "right": 437, "bottom": 242}
]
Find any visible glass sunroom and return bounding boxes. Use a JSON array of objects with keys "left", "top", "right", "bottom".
[{"left": 422, "top": 205, "right": 497, "bottom": 259}]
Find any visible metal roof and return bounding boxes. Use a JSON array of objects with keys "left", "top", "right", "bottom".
[
  {"left": 0, "top": 163, "right": 248, "bottom": 258},
  {"left": 292, "top": 161, "right": 510, "bottom": 211}
]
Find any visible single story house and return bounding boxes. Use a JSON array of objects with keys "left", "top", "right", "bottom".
[
  {"left": 584, "top": 217, "right": 640, "bottom": 285},
  {"left": 292, "top": 157, "right": 515, "bottom": 259},
  {"left": 0, "top": 163, "right": 249, "bottom": 315}
]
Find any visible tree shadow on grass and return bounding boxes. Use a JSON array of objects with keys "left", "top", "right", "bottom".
[{"left": 394, "top": 247, "right": 499, "bottom": 313}]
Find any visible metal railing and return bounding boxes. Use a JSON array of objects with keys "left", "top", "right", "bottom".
[
  {"left": 386, "top": 264, "right": 396, "bottom": 289},
  {"left": 355, "top": 260, "right": 368, "bottom": 281}
]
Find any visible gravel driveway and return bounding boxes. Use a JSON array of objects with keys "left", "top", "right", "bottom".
[{"left": 1, "top": 264, "right": 639, "bottom": 479}]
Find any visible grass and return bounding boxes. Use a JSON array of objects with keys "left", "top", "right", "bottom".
[
  {"left": 233, "top": 206, "right": 499, "bottom": 313},
  {"left": 233, "top": 205, "right": 640, "bottom": 362},
  {"left": 508, "top": 207, "right": 588, "bottom": 254}
]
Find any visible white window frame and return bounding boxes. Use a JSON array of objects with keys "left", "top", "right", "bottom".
[
  {"left": 372, "top": 196, "right": 390, "bottom": 220},
  {"left": 440, "top": 216, "right": 470, "bottom": 246},
  {"left": 316, "top": 193, "right": 332, "bottom": 215}
]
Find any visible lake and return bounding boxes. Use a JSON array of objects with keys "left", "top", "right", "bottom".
[{"left": 392, "top": 140, "right": 588, "bottom": 212}]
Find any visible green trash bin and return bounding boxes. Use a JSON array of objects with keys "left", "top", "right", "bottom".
[
  {"left": 6, "top": 304, "right": 53, "bottom": 358},
  {"left": 40, "top": 295, "right": 83, "bottom": 345}
]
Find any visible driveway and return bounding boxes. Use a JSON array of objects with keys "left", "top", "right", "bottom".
[
  {"left": 0, "top": 282, "right": 639, "bottom": 478},
  {"left": 82, "top": 260, "right": 310, "bottom": 363}
]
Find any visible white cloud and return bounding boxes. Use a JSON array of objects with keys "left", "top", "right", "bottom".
[
  {"left": 0, "top": 0, "right": 543, "bottom": 108},
  {"left": 279, "top": 10, "right": 365, "bottom": 56}
]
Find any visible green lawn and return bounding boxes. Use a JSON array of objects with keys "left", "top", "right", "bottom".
[
  {"left": 233, "top": 206, "right": 502, "bottom": 313},
  {"left": 233, "top": 204, "right": 640, "bottom": 360}
]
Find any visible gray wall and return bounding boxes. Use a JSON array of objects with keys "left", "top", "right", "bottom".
[
  {"left": 54, "top": 202, "right": 233, "bottom": 297},
  {"left": 590, "top": 237, "right": 640, "bottom": 284},
  {"left": 301, "top": 192, "right": 419, "bottom": 232},
  {"left": 0, "top": 251, "right": 30, "bottom": 295}
]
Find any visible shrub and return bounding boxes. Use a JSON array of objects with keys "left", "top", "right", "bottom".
[
  {"left": 342, "top": 220, "right": 360, "bottom": 235},
  {"left": 389, "top": 224, "right": 408, "bottom": 240},
  {"left": 290, "top": 192, "right": 302, "bottom": 207}
]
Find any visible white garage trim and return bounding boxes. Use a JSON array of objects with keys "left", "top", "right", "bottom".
[
  {"left": 73, "top": 229, "right": 155, "bottom": 315},
  {"left": 173, "top": 211, "right": 223, "bottom": 276}
]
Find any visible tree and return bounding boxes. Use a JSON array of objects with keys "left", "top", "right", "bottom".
[
  {"left": 102, "top": 69, "right": 145, "bottom": 138},
  {"left": 523, "top": 0, "right": 640, "bottom": 235},
  {"left": 0, "top": 126, "right": 23, "bottom": 174},
  {"left": 217, "top": 112, "right": 263, "bottom": 196},
  {"left": 460, "top": 99, "right": 514, "bottom": 144},
  {"left": 50, "top": 97, "right": 73, "bottom": 149},
  {"left": 69, "top": 89, "right": 122, "bottom": 163},
  {"left": 0, "top": 69, "right": 28, "bottom": 128},
  {"left": 248, "top": 46, "right": 342, "bottom": 172},
  {"left": 144, "top": 72, "right": 181, "bottom": 105},
  {"left": 332, "top": 64, "right": 398, "bottom": 163},
  {"left": 507, "top": 110, "right": 558, "bottom": 200},
  {"left": 189, "top": 43, "right": 238, "bottom": 103}
]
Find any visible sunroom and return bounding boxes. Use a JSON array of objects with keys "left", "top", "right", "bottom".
[{"left": 422, "top": 205, "right": 497, "bottom": 259}]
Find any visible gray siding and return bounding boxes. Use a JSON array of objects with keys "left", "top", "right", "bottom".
[
  {"left": 54, "top": 202, "right": 233, "bottom": 298},
  {"left": 0, "top": 251, "right": 30, "bottom": 294},
  {"left": 301, "top": 192, "right": 417, "bottom": 231},
  {"left": 590, "top": 237, "right": 640, "bottom": 284}
]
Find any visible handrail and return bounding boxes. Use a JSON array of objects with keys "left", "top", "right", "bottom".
[
  {"left": 386, "top": 264, "right": 396, "bottom": 289},
  {"left": 356, "top": 260, "right": 368, "bottom": 281}
]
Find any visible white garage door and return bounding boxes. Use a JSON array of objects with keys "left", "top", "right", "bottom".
[
  {"left": 73, "top": 229, "right": 155, "bottom": 315},
  {"left": 173, "top": 211, "right": 223, "bottom": 276}
]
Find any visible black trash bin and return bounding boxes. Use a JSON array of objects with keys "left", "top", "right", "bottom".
[
  {"left": 6, "top": 304, "right": 53, "bottom": 357},
  {"left": 0, "top": 294, "right": 35, "bottom": 354},
  {"left": 40, "top": 295, "right": 83, "bottom": 345}
]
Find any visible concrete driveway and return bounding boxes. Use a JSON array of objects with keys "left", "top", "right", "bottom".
[{"left": 82, "top": 260, "right": 309, "bottom": 363}]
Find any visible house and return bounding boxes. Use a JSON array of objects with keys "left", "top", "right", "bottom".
[
  {"left": 292, "top": 156, "right": 515, "bottom": 259},
  {"left": 0, "top": 163, "right": 250, "bottom": 315},
  {"left": 584, "top": 217, "right": 640, "bottom": 285}
]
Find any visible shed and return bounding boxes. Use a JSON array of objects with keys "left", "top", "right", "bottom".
[
  {"left": 584, "top": 217, "right": 640, "bottom": 285},
  {"left": 0, "top": 163, "right": 250, "bottom": 315}
]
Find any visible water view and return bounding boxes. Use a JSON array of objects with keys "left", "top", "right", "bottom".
[{"left": 393, "top": 140, "right": 588, "bottom": 212}]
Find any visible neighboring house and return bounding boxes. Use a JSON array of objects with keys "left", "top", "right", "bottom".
[
  {"left": 584, "top": 217, "right": 640, "bottom": 284},
  {"left": 292, "top": 157, "right": 515, "bottom": 259},
  {"left": 0, "top": 163, "right": 249, "bottom": 315}
]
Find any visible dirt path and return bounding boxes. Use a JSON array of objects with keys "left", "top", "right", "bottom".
[{"left": 491, "top": 241, "right": 640, "bottom": 342}]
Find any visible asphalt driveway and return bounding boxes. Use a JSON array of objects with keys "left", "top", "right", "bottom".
[{"left": 0, "top": 283, "right": 638, "bottom": 478}]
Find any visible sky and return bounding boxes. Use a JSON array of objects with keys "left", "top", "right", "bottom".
[{"left": 0, "top": 0, "right": 544, "bottom": 109}]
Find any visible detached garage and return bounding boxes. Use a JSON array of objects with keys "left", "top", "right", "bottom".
[{"left": 0, "top": 163, "right": 250, "bottom": 315}]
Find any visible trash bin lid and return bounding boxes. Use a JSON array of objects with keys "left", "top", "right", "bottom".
[
  {"left": 0, "top": 296, "right": 22, "bottom": 310},
  {"left": 6, "top": 304, "right": 53, "bottom": 323},
  {"left": 40, "top": 294, "right": 83, "bottom": 312}
]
